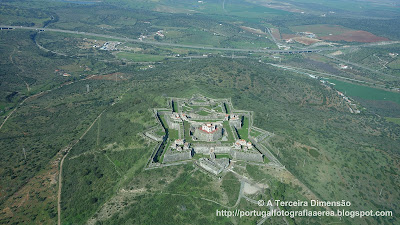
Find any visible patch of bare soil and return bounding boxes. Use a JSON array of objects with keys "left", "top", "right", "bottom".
[
  {"left": 292, "top": 36, "right": 320, "bottom": 45},
  {"left": 0, "top": 153, "right": 61, "bottom": 224},
  {"left": 240, "top": 26, "right": 267, "bottom": 36}
]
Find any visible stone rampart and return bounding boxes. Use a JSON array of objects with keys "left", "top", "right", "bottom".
[
  {"left": 163, "top": 150, "right": 192, "bottom": 163},
  {"left": 231, "top": 151, "right": 263, "bottom": 163}
]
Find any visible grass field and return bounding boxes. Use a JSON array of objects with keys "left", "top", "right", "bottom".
[
  {"left": 223, "top": 121, "right": 235, "bottom": 142},
  {"left": 237, "top": 116, "right": 249, "bottom": 140},
  {"left": 212, "top": 105, "right": 223, "bottom": 113},
  {"left": 249, "top": 129, "right": 262, "bottom": 138},
  {"left": 164, "top": 28, "right": 224, "bottom": 47},
  {"left": 227, "top": 39, "right": 276, "bottom": 50},
  {"left": 182, "top": 105, "right": 192, "bottom": 113},
  {"left": 159, "top": 115, "right": 169, "bottom": 129},
  {"left": 385, "top": 117, "right": 400, "bottom": 125},
  {"left": 172, "top": 101, "right": 178, "bottom": 112},
  {"left": 290, "top": 24, "right": 352, "bottom": 36},
  {"left": 183, "top": 121, "right": 190, "bottom": 140},
  {"left": 197, "top": 110, "right": 210, "bottom": 116},
  {"left": 273, "top": 0, "right": 395, "bottom": 13},
  {"left": 388, "top": 58, "right": 400, "bottom": 69},
  {"left": 168, "top": 128, "right": 179, "bottom": 140},
  {"left": 155, "top": 129, "right": 165, "bottom": 136},
  {"left": 328, "top": 79, "right": 400, "bottom": 105},
  {"left": 160, "top": 140, "right": 171, "bottom": 162},
  {"left": 215, "top": 154, "right": 230, "bottom": 159}
]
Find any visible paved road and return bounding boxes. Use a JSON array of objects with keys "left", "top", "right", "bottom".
[
  {"left": 2, "top": 25, "right": 399, "bottom": 55},
  {"left": 57, "top": 85, "right": 133, "bottom": 225},
  {"left": 265, "top": 26, "right": 280, "bottom": 46},
  {"left": 4, "top": 25, "right": 397, "bottom": 54},
  {"left": 0, "top": 75, "right": 96, "bottom": 132},
  {"left": 0, "top": 25, "right": 320, "bottom": 53}
]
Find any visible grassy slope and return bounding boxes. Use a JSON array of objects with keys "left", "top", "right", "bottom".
[{"left": 1, "top": 53, "right": 399, "bottom": 224}]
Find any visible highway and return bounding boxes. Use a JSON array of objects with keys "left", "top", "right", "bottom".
[
  {"left": 0, "top": 25, "right": 321, "bottom": 53},
  {"left": 0, "top": 25, "right": 392, "bottom": 54}
]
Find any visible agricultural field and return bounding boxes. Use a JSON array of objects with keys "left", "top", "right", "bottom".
[
  {"left": 329, "top": 79, "right": 400, "bottom": 105},
  {"left": 249, "top": 0, "right": 400, "bottom": 17},
  {"left": 388, "top": 58, "right": 400, "bottom": 69},
  {"left": 328, "top": 78, "right": 400, "bottom": 117},
  {"left": 286, "top": 24, "right": 389, "bottom": 43},
  {"left": 385, "top": 117, "right": 400, "bottom": 125},
  {"left": 320, "top": 30, "right": 389, "bottom": 43},
  {"left": 290, "top": 24, "right": 353, "bottom": 36}
]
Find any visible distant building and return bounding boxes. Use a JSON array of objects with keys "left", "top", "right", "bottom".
[{"left": 155, "top": 30, "right": 165, "bottom": 37}]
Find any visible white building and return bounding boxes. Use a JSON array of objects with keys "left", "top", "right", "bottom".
[
  {"left": 175, "top": 139, "right": 184, "bottom": 146},
  {"left": 202, "top": 123, "right": 217, "bottom": 133},
  {"left": 235, "top": 139, "right": 253, "bottom": 150}
]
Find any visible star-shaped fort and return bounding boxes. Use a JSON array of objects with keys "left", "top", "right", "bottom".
[{"left": 144, "top": 94, "right": 277, "bottom": 176}]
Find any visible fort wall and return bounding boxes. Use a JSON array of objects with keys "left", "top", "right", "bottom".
[
  {"left": 231, "top": 151, "right": 263, "bottom": 163},
  {"left": 163, "top": 150, "right": 193, "bottom": 163}
]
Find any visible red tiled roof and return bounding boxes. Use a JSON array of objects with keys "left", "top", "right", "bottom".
[{"left": 199, "top": 127, "right": 219, "bottom": 134}]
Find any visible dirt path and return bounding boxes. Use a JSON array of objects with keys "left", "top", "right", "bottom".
[
  {"left": 9, "top": 48, "right": 31, "bottom": 92},
  {"left": 104, "top": 153, "right": 122, "bottom": 177},
  {"left": 34, "top": 33, "right": 68, "bottom": 57},
  {"left": 57, "top": 85, "right": 132, "bottom": 225},
  {"left": 57, "top": 109, "right": 107, "bottom": 225},
  {"left": 0, "top": 75, "right": 95, "bottom": 132},
  {"left": 321, "top": 52, "right": 398, "bottom": 79},
  {"left": 0, "top": 91, "right": 45, "bottom": 130}
]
